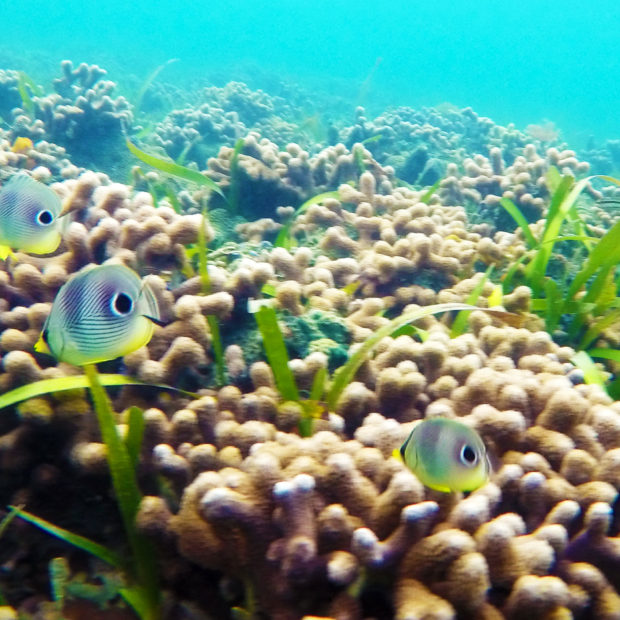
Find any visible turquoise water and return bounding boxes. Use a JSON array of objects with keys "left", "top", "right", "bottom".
[{"left": 2, "top": 0, "right": 619, "bottom": 147}]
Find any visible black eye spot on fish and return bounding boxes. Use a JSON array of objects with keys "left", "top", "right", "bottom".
[
  {"left": 460, "top": 444, "right": 477, "bottom": 467},
  {"left": 36, "top": 210, "right": 54, "bottom": 226},
  {"left": 111, "top": 292, "right": 133, "bottom": 315}
]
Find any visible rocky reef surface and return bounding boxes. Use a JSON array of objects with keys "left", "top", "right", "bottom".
[{"left": 0, "top": 61, "right": 619, "bottom": 619}]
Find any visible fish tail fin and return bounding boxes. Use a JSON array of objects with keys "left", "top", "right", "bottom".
[
  {"left": 392, "top": 448, "right": 404, "bottom": 462},
  {"left": 34, "top": 333, "right": 51, "bottom": 355}
]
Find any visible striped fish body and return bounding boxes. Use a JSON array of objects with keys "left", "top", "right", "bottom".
[
  {"left": 0, "top": 174, "right": 62, "bottom": 255},
  {"left": 37, "top": 264, "right": 159, "bottom": 366}
]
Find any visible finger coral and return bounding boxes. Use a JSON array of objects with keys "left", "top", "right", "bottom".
[{"left": 3, "top": 70, "right": 620, "bottom": 620}]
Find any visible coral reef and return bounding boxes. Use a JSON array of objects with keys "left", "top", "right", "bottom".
[
  {"left": 340, "top": 105, "right": 566, "bottom": 187},
  {"left": 4, "top": 62, "right": 132, "bottom": 175},
  {"left": 204, "top": 134, "right": 392, "bottom": 220},
  {"left": 2, "top": 65, "right": 620, "bottom": 620},
  {"left": 151, "top": 80, "right": 339, "bottom": 170},
  {"left": 439, "top": 144, "right": 590, "bottom": 231}
]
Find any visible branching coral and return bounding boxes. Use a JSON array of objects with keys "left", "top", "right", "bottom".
[
  {"left": 7, "top": 61, "right": 132, "bottom": 175},
  {"left": 2, "top": 69, "right": 620, "bottom": 620}
]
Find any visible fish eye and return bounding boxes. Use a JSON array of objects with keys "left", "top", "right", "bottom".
[
  {"left": 459, "top": 444, "right": 478, "bottom": 467},
  {"left": 111, "top": 292, "right": 133, "bottom": 316},
  {"left": 36, "top": 210, "right": 54, "bottom": 226}
]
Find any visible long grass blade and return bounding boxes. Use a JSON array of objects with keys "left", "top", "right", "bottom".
[
  {"left": 227, "top": 137, "right": 244, "bottom": 215},
  {"left": 119, "top": 586, "right": 153, "bottom": 620},
  {"left": 588, "top": 348, "right": 620, "bottom": 363},
  {"left": 0, "top": 374, "right": 199, "bottom": 412},
  {"left": 567, "top": 205, "right": 592, "bottom": 251},
  {"left": 0, "top": 508, "right": 19, "bottom": 538},
  {"left": 135, "top": 59, "right": 178, "bottom": 117},
  {"left": 326, "top": 303, "right": 511, "bottom": 410},
  {"left": 544, "top": 235, "right": 598, "bottom": 244},
  {"left": 0, "top": 374, "right": 139, "bottom": 411},
  {"left": 530, "top": 298, "right": 587, "bottom": 313},
  {"left": 207, "top": 315, "right": 226, "bottom": 386},
  {"left": 526, "top": 172, "right": 619, "bottom": 295},
  {"left": 17, "top": 71, "right": 42, "bottom": 117},
  {"left": 197, "top": 210, "right": 210, "bottom": 294},
  {"left": 571, "top": 351, "right": 607, "bottom": 388},
  {"left": 83, "top": 364, "right": 140, "bottom": 528},
  {"left": 499, "top": 198, "right": 537, "bottom": 248},
  {"left": 310, "top": 366, "right": 327, "bottom": 403},
  {"left": 254, "top": 306, "right": 299, "bottom": 402},
  {"left": 565, "top": 218, "right": 620, "bottom": 302},
  {"left": 450, "top": 266, "right": 493, "bottom": 338},
  {"left": 175, "top": 137, "right": 197, "bottom": 166},
  {"left": 196, "top": 209, "right": 225, "bottom": 385},
  {"left": 546, "top": 165, "right": 562, "bottom": 194},
  {"left": 274, "top": 191, "right": 340, "bottom": 249},
  {"left": 597, "top": 175, "right": 620, "bottom": 187},
  {"left": 420, "top": 179, "right": 441, "bottom": 204},
  {"left": 162, "top": 181, "right": 182, "bottom": 213},
  {"left": 544, "top": 278, "right": 563, "bottom": 333},
  {"left": 566, "top": 266, "right": 614, "bottom": 340},
  {"left": 8, "top": 506, "right": 124, "bottom": 568},
  {"left": 126, "top": 138, "right": 224, "bottom": 197},
  {"left": 579, "top": 308, "right": 620, "bottom": 350},
  {"left": 298, "top": 366, "right": 328, "bottom": 438},
  {"left": 83, "top": 364, "right": 160, "bottom": 618},
  {"left": 589, "top": 346, "right": 620, "bottom": 400},
  {"left": 591, "top": 269, "right": 619, "bottom": 314},
  {"left": 501, "top": 252, "right": 529, "bottom": 292},
  {"left": 525, "top": 174, "right": 576, "bottom": 292},
  {"left": 125, "top": 406, "right": 145, "bottom": 471}
]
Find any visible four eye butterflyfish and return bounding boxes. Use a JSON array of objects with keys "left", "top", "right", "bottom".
[
  {"left": 0, "top": 173, "right": 63, "bottom": 258},
  {"left": 398, "top": 417, "right": 490, "bottom": 493},
  {"left": 35, "top": 263, "right": 161, "bottom": 366}
]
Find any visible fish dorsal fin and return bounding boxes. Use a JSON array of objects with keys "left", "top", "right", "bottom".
[{"left": 4, "top": 172, "right": 33, "bottom": 189}]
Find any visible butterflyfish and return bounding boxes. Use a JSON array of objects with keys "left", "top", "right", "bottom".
[
  {"left": 397, "top": 418, "right": 490, "bottom": 493},
  {"left": 0, "top": 173, "right": 62, "bottom": 258},
  {"left": 35, "top": 263, "right": 161, "bottom": 366}
]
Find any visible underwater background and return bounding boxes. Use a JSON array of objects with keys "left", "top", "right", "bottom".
[
  {"left": 2, "top": 0, "right": 620, "bottom": 148},
  {"left": 1, "top": 1, "right": 620, "bottom": 619}
]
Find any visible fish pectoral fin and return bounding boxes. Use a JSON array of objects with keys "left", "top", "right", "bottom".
[
  {"left": 0, "top": 245, "right": 12, "bottom": 260},
  {"left": 34, "top": 333, "right": 51, "bottom": 354}
]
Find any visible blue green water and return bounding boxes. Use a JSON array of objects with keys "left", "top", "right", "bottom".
[{"left": 2, "top": 0, "right": 619, "bottom": 147}]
